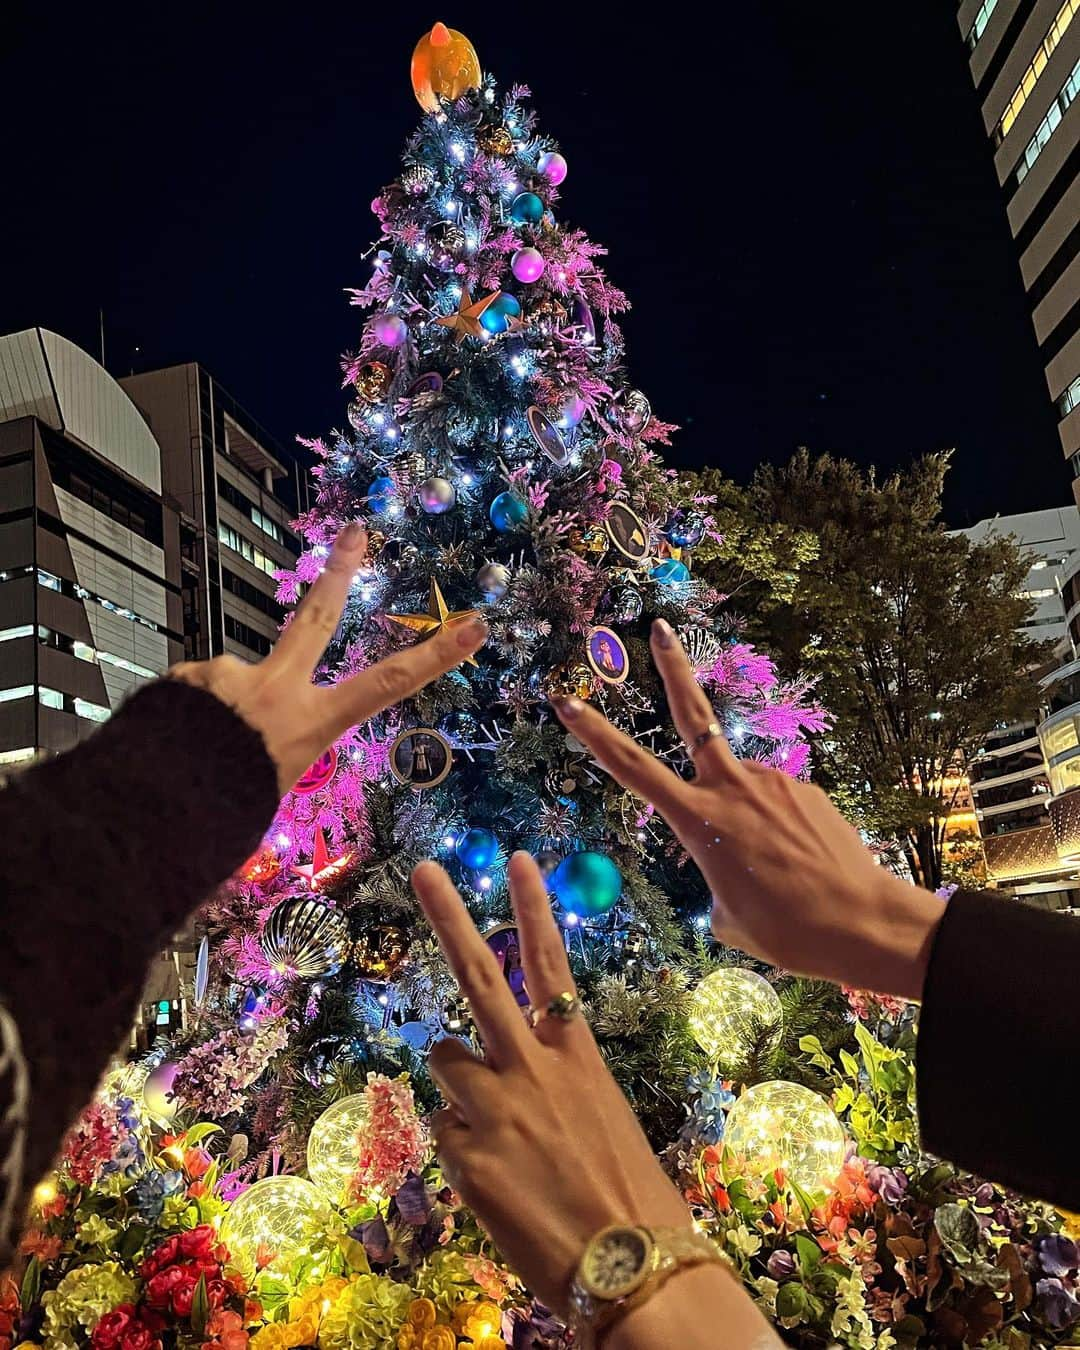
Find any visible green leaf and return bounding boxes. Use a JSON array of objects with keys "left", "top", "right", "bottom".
[
  {"left": 20, "top": 1257, "right": 41, "bottom": 1312},
  {"left": 839, "top": 1048, "right": 860, "bottom": 1079},
  {"left": 117, "top": 1223, "right": 150, "bottom": 1262},
  {"left": 789, "top": 1180, "right": 819, "bottom": 1222},
  {"left": 795, "top": 1233, "right": 822, "bottom": 1274},
  {"left": 191, "top": 1273, "right": 210, "bottom": 1339},
  {"left": 775, "top": 1281, "right": 809, "bottom": 1321},
  {"left": 181, "top": 1123, "right": 222, "bottom": 1147},
  {"left": 934, "top": 1202, "right": 980, "bottom": 1263}
]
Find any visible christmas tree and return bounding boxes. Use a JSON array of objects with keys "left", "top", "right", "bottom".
[{"left": 17, "top": 28, "right": 1079, "bottom": 1350}]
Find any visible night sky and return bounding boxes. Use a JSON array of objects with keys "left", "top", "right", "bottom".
[{"left": 0, "top": 3, "right": 1068, "bottom": 525}]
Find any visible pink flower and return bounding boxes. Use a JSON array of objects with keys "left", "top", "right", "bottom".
[{"left": 351, "top": 1073, "right": 429, "bottom": 1202}]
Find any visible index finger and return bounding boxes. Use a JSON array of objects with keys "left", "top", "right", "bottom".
[
  {"left": 268, "top": 523, "right": 368, "bottom": 675},
  {"left": 411, "top": 861, "right": 534, "bottom": 1069}
]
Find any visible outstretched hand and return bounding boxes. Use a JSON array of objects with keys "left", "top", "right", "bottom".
[
  {"left": 554, "top": 619, "right": 942, "bottom": 1001},
  {"left": 172, "top": 524, "right": 488, "bottom": 794}
]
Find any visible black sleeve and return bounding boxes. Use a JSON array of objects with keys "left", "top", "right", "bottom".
[
  {"left": 917, "top": 887, "right": 1080, "bottom": 1207},
  {"left": 0, "top": 679, "right": 278, "bottom": 1262}
]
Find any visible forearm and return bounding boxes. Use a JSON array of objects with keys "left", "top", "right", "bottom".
[
  {"left": 605, "top": 1263, "right": 781, "bottom": 1350},
  {"left": 843, "top": 871, "right": 944, "bottom": 1002}
]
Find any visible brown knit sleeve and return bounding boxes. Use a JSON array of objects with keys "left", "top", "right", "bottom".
[{"left": 0, "top": 679, "right": 279, "bottom": 1264}]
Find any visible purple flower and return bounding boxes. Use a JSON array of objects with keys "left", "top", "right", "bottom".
[
  {"left": 1036, "top": 1277, "right": 1080, "bottom": 1329},
  {"left": 974, "top": 1183, "right": 994, "bottom": 1206},
  {"left": 767, "top": 1249, "right": 797, "bottom": 1279},
  {"left": 866, "top": 1163, "right": 908, "bottom": 1206},
  {"left": 1038, "top": 1234, "right": 1080, "bottom": 1278}
]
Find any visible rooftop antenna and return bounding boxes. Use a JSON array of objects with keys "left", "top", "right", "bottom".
[{"left": 98, "top": 308, "right": 106, "bottom": 369}]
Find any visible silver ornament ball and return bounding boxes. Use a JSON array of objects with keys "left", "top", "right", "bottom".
[
  {"left": 623, "top": 390, "right": 652, "bottom": 434},
  {"left": 418, "top": 476, "right": 456, "bottom": 514},
  {"left": 476, "top": 561, "right": 511, "bottom": 597}
]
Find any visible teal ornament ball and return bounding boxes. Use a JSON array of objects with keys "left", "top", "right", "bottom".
[
  {"left": 650, "top": 558, "right": 690, "bottom": 585},
  {"left": 480, "top": 292, "right": 522, "bottom": 335},
  {"left": 510, "top": 191, "right": 544, "bottom": 225},
  {"left": 550, "top": 850, "right": 623, "bottom": 917},
  {"left": 490, "top": 491, "right": 529, "bottom": 532},
  {"left": 456, "top": 827, "right": 500, "bottom": 871}
]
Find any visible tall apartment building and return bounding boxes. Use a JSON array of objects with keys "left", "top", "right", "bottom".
[
  {"left": 958, "top": 0, "right": 1080, "bottom": 499},
  {"left": 957, "top": 505, "right": 1080, "bottom": 902},
  {"left": 0, "top": 328, "right": 185, "bottom": 766},
  {"left": 121, "top": 364, "right": 308, "bottom": 665}
]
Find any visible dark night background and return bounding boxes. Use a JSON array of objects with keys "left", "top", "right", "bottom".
[{"left": 0, "top": 3, "right": 1068, "bottom": 524}]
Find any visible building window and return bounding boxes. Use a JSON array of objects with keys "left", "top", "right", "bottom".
[
  {"left": 218, "top": 523, "right": 279, "bottom": 579},
  {"left": 0, "top": 686, "right": 34, "bottom": 703},
  {"left": 38, "top": 687, "right": 64, "bottom": 710},
  {"left": 966, "top": 0, "right": 998, "bottom": 49},
  {"left": 37, "top": 569, "right": 162, "bottom": 634},
  {"left": 1059, "top": 374, "right": 1080, "bottom": 419},
  {"left": 1022, "top": 587, "right": 1058, "bottom": 598},
  {"left": 74, "top": 697, "right": 110, "bottom": 723},
  {"left": 0, "top": 625, "right": 34, "bottom": 643},
  {"left": 1016, "top": 53, "right": 1080, "bottom": 184},
  {"left": 0, "top": 747, "right": 35, "bottom": 766},
  {"left": 250, "top": 506, "right": 284, "bottom": 544},
  {"left": 224, "top": 614, "right": 273, "bottom": 656},
  {"left": 217, "top": 475, "right": 294, "bottom": 550},
  {"left": 994, "top": 0, "right": 1080, "bottom": 144},
  {"left": 221, "top": 567, "right": 284, "bottom": 619}
]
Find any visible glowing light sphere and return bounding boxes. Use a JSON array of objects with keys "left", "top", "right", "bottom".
[
  {"left": 479, "top": 292, "right": 522, "bottom": 335},
  {"left": 723, "top": 1080, "right": 846, "bottom": 1197},
  {"left": 489, "top": 491, "right": 528, "bottom": 532},
  {"left": 650, "top": 559, "right": 690, "bottom": 586},
  {"left": 550, "top": 850, "right": 622, "bottom": 917},
  {"left": 410, "top": 23, "right": 481, "bottom": 113},
  {"left": 221, "top": 1175, "right": 330, "bottom": 1278},
  {"left": 143, "top": 1061, "right": 179, "bottom": 1121},
  {"left": 688, "top": 968, "right": 783, "bottom": 1066},
  {"left": 456, "top": 827, "right": 499, "bottom": 871},
  {"left": 510, "top": 191, "right": 544, "bottom": 225},
  {"left": 538, "top": 150, "right": 568, "bottom": 185},
  {"left": 367, "top": 475, "right": 397, "bottom": 516},
  {"left": 511, "top": 247, "right": 545, "bottom": 284},
  {"left": 307, "top": 1093, "right": 369, "bottom": 1204},
  {"left": 372, "top": 313, "right": 408, "bottom": 348}
]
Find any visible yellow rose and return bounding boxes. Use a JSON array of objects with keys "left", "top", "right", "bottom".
[
  {"left": 470, "top": 1339, "right": 506, "bottom": 1350},
  {"left": 421, "top": 1328, "right": 456, "bottom": 1350},
  {"left": 462, "top": 1303, "right": 502, "bottom": 1342},
  {"left": 251, "top": 1326, "right": 287, "bottom": 1350},
  {"left": 1059, "top": 1208, "right": 1080, "bottom": 1240},
  {"left": 452, "top": 1301, "right": 479, "bottom": 1334},
  {"left": 407, "top": 1299, "right": 437, "bottom": 1330},
  {"left": 397, "top": 1330, "right": 418, "bottom": 1350}
]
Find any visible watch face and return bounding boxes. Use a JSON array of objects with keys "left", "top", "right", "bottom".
[{"left": 580, "top": 1226, "right": 652, "bottom": 1301}]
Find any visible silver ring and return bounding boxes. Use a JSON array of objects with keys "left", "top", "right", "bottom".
[
  {"left": 688, "top": 722, "right": 724, "bottom": 757},
  {"left": 544, "top": 992, "right": 582, "bottom": 1022}
]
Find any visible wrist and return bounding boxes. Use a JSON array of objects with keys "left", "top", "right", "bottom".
[
  {"left": 853, "top": 871, "right": 944, "bottom": 1002},
  {"left": 603, "top": 1262, "right": 771, "bottom": 1349}
]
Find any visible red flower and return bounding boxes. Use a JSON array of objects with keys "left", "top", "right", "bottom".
[
  {"left": 180, "top": 1225, "right": 218, "bottom": 1259},
  {"left": 145, "top": 1267, "right": 188, "bottom": 1311},
  {"left": 183, "top": 1149, "right": 213, "bottom": 1180},
  {"left": 142, "top": 1236, "right": 181, "bottom": 1276},
  {"left": 711, "top": 1184, "right": 731, "bottom": 1212},
  {"left": 20, "top": 1230, "right": 62, "bottom": 1262},
  {"left": 91, "top": 1307, "right": 164, "bottom": 1350},
  {"left": 41, "top": 1194, "right": 67, "bottom": 1221}
]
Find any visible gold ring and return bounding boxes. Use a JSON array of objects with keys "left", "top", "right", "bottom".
[
  {"left": 544, "top": 992, "right": 582, "bottom": 1022},
  {"left": 689, "top": 722, "right": 724, "bottom": 757}
]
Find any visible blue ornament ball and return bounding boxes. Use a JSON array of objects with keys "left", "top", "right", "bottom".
[
  {"left": 550, "top": 850, "right": 623, "bottom": 917},
  {"left": 510, "top": 191, "right": 545, "bottom": 225},
  {"left": 367, "top": 475, "right": 397, "bottom": 516},
  {"left": 480, "top": 292, "right": 522, "bottom": 336},
  {"left": 664, "top": 509, "right": 706, "bottom": 549},
  {"left": 456, "top": 827, "right": 500, "bottom": 871},
  {"left": 489, "top": 491, "right": 529, "bottom": 532},
  {"left": 650, "top": 558, "right": 690, "bottom": 585}
]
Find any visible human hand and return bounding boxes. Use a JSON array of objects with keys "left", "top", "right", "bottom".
[
  {"left": 411, "top": 851, "right": 693, "bottom": 1313},
  {"left": 172, "top": 523, "right": 487, "bottom": 795},
  {"left": 553, "top": 620, "right": 942, "bottom": 1001}
]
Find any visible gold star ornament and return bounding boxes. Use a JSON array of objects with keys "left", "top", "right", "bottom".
[
  {"left": 435, "top": 287, "right": 500, "bottom": 343},
  {"left": 386, "top": 579, "right": 481, "bottom": 666}
]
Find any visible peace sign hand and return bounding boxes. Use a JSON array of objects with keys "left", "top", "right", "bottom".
[
  {"left": 553, "top": 619, "right": 941, "bottom": 1002},
  {"left": 172, "top": 523, "right": 488, "bottom": 795}
]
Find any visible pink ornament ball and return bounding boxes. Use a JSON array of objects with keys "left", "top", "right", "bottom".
[
  {"left": 373, "top": 313, "right": 409, "bottom": 347},
  {"left": 511, "top": 247, "right": 545, "bottom": 284},
  {"left": 538, "top": 151, "right": 568, "bottom": 185}
]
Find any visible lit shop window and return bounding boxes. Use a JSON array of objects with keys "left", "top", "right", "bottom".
[{"left": 995, "top": 0, "right": 1079, "bottom": 144}]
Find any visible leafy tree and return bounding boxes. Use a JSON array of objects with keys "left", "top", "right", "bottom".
[{"left": 746, "top": 448, "right": 1048, "bottom": 891}]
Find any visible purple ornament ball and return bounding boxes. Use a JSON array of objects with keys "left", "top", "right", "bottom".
[
  {"left": 538, "top": 151, "right": 568, "bottom": 185},
  {"left": 372, "top": 313, "right": 408, "bottom": 347},
  {"left": 511, "top": 247, "right": 545, "bottom": 284}
]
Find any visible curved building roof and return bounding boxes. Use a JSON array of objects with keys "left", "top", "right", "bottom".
[{"left": 0, "top": 327, "right": 162, "bottom": 493}]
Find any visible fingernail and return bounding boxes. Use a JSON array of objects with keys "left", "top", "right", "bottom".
[
  {"left": 555, "top": 696, "right": 584, "bottom": 719},
  {"left": 652, "top": 617, "right": 675, "bottom": 649},
  {"left": 457, "top": 617, "right": 488, "bottom": 647},
  {"left": 339, "top": 522, "right": 365, "bottom": 548}
]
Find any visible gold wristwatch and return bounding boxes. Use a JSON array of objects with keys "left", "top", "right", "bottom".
[{"left": 567, "top": 1223, "right": 727, "bottom": 1347}]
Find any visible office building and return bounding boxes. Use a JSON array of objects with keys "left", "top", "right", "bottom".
[
  {"left": 958, "top": 0, "right": 1080, "bottom": 500},
  {"left": 957, "top": 505, "right": 1080, "bottom": 901},
  {"left": 120, "top": 364, "right": 307, "bottom": 663},
  {"left": 0, "top": 328, "right": 185, "bottom": 766}
]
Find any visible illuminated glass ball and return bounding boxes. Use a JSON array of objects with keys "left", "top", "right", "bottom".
[
  {"left": 538, "top": 151, "right": 568, "bottom": 185},
  {"left": 688, "top": 968, "right": 783, "bottom": 1066},
  {"left": 367, "top": 475, "right": 397, "bottom": 516},
  {"left": 221, "top": 1175, "right": 330, "bottom": 1278},
  {"left": 550, "top": 850, "right": 623, "bottom": 917},
  {"left": 724, "top": 1080, "right": 846, "bottom": 1197},
  {"left": 489, "top": 491, "right": 528, "bottom": 532},
  {"left": 511, "top": 247, "right": 545, "bottom": 284},
  {"left": 307, "top": 1093, "right": 369, "bottom": 1204},
  {"left": 479, "top": 292, "right": 522, "bottom": 335},
  {"left": 456, "top": 827, "right": 500, "bottom": 871},
  {"left": 372, "top": 313, "right": 408, "bottom": 347},
  {"left": 650, "top": 558, "right": 690, "bottom": 585},
  {"left": 510, "top": 191, "right": 545, "bottom": 225},
  {"left": 143, "top": 1061, "right": 179, "bottom": 1121}
]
